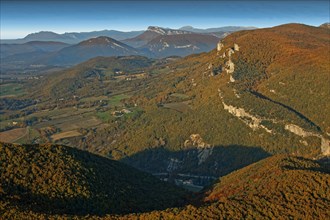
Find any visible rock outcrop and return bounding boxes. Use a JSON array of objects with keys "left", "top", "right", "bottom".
[
  {"left": 219, "top": 89, "right": 273, "bottom": 133},
  {"left": 234, "top": 43, "right": 240, "bottom": 51},
  {"left": 218, "top": 89, "right": 329, "bottom": 156},
  {"left": 217, "top": 41, "right": 224, "bottom": 52},
  {"left": 184, "top": 134, "right": 213, "bottom": 165},
  {"left": 225, "top": 60, "right": 235, "bottom": 74},
  {"left": 217, "top": 43, "right": 239, "bottom": 80},
  {"left": 285, "top": 124, "right": 330, "bottom": 156}
]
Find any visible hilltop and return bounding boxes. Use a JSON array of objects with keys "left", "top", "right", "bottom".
[
  {"left": 141, "top": 33, "right": 219, "bottom": 58},
  {"left": 31, "top": 55, "right": 156, "bottom": 99},
  {"left": 39, "top": 36, "right": 141, "bottom": 66},
  {"left": 0, "top": 142, "right": 187, "bottom": 218}
]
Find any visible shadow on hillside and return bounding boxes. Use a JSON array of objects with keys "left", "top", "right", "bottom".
[
  {"left": 1, "top": 144, "right": 188, "bottom": 217},
  {"left": 120, "top": 144, "right": 271, "bottom": 181},
  {"left": 1, "top": 189, "right": 101, "bottom": 216}
]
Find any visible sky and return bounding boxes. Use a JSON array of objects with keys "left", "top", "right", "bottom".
[{"left": 1, "top": 0, "right": 329, "bottom": 39}]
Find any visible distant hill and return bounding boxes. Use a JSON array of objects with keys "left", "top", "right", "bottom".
[
  {"left": 23, "top": 31, "right": 69, "bottom": 41},
  {"left": 123, "top": 26, "right": 220, "bottom": 57},
  {"left": 0, "top": 41, "right": 68, "bottom": 59},
  {"left": 34, "top": 55, "right": 155, "bottom": 98},
  {"left": 39, "top": 36, "right": 142, "bottom": 66},
  {"left": 0, "top": 142, "right": 187, "bottom": 217},
  {"left": 123, "top": 26, "right": 193, "bottom": 48},
  {"left": 141, "top": 33, "right": 219, "bottom": 58},
  {"left": 0, "top": 41, "right": 70, "bottom": 72}
]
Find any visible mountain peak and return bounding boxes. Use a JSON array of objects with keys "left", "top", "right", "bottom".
[
  {"left": 147, "top": 26, "right": 169, "bottom": 35},
  {"left": 147, "top": 26, "right": 191, "bottom": 35},
  {"left": 320, "top": 22, "right": 330, "bottom": 29},
  {"left": 78, "top": 36, "right": 120, "bottom": 45},
  {"left": 179, "top": 25, "right": 194, "bottom": 30},
  {"left": 24, "top": 31, "right": 63, "bottom": 40}
]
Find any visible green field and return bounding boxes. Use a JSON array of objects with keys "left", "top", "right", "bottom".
[
  {"left": 108, "top": 94, "right": 132, "bottom": 106},
  {"left": 96, "top": 111, "right": 112, "bottom": 122},
  {"left": 0, "top": 83, "right": 25, "bottom": 98}
]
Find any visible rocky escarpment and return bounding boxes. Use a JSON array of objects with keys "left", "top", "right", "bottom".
[
  {"left": 218, "top": 90, "right": 273, "bottom": 133},
  {"left": 216, "top": 41, "right": 240, "bottom": 80},
  {"left": 285, "top": 124, "right": 330, "bottom": 156},
  {"left": 218, "top": 88, "right": 330, "bottom": 156},
  {"left": 214, "top": 38, "right": 329, "bottom": 156},
  {"left": 184, "top": 134, "right": 213, "bottom": 165}
]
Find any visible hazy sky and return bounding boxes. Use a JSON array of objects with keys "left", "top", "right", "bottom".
[{"left": 1, "top": 0, "right": 329, "bottom": 39}]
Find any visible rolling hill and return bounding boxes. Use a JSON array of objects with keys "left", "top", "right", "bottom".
[
  {"left": 32, "top": 55, "right": 156, "bottom": 99},
  {"left": 39, "top": 36, "right": 142, "bottom": 66},
  {"left": 0, "top": 41, "right": 69, "bottom": 59},
  {"left": 0, "top": 41, "right": 70, "bottom": 72},
  {"left": 0, "top": 142, "right": 187, "bottom": 218}
]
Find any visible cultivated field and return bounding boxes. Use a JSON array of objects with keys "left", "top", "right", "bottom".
[
  {"left": 163, "top": 101, "right": 191, "bottom": 113},
  {"left": 51, "top": 130, "right": 82, "bottom": 141},
  {"left": 0, "top": 127, "right": 27, "bottom": 142}
]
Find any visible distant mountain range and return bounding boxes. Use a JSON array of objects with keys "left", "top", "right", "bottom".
[
  {"left": 0, "top": 25, "right": 255, "bottom": 44},
  {"left": 2, "top": 25, "right": 243, "bottom": 68},
  {"left": 1, "top": 30, "right": 144, "bottom": 44},
  {"left": 140, "top": 32, "right": 220, "bottom": 58},
  {"left": 179, "top": 25, "right": 257, "bottom": 33},
  {"left": 123, "top": 26, "right": 221, "bottom": 57},
  {"left": 123, "top": 26, "right": 193, "bottom": 48}
]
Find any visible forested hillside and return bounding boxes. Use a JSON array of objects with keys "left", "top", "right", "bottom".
[{"left": 0, "top": 142, "right": 187, "bottom": 218}]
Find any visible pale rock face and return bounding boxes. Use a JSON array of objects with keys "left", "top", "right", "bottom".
[
  {"left": 217, "top": 42, "right": 224, "bottom": 51},
  {"left": 225, "top": 60, "right": 235, "bottom": 74},
  {"left": 184, "top": 134, "right": 213, "bottom": 165},
  {"left": 234, "top": 43, "right": 240, "bottom": 51},
  {"left": 227, "top": 48, "right": 235, "bottom": 57},
  {"left": 321, "top": 138, "right": 330, "bottom": 155},
  {"left": 285, "top": 124, "right": 330, "bottom": 156},
  {"left": 230, "top": 75, "right": 236, "bottom": 82},
  {"left": 219, "top": 89, "right": 273, "bottom": 134}
]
